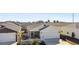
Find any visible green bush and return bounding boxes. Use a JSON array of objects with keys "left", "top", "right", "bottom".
[
  {"left": 20, "top": 40, "right": 32, "bottom": 45},
  {"left": 17, "top": 39, "right": 43, "bottom": 45},
  {"left": 32, "top": 39, "right": 40, "bottom": 45}
]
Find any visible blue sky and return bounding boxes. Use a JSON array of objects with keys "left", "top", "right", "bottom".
[{"left": 0, "top": 13, "right": 79, "bottom": 22}]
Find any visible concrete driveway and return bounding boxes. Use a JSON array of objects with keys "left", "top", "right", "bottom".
[
  {"left": 44, "top": 38, "right": 60, "bottom": 45},
  {"left": 0, "top": 41, "right": 16, "bottom": 45}
]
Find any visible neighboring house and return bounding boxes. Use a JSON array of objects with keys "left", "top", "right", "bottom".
[
  {"left": 0, "top": 25, "right": 17, "bottom": 45},
  {"left": 2, "top": 22, "right": 22, "bottom": 32},
  {"left": 0, "top": 22, "right": 22, "bottom": 45}
]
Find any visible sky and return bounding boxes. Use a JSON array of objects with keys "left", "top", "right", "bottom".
[{"left": 0, "top": 13, "right": 79, "bottom": 22}]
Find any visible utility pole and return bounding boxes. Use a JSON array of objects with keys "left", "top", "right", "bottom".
[
  {"left": 72, "top": 13, "right": 74, "bottom": 24},
  {"left": 72, "top": 13, "right": 76, "bottom": 34}
]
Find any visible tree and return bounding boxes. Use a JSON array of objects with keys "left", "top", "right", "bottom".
[
  {"left": 57, "top": 20, "right": 59, "bottom": 23},
  {"left": 53, "top": 20, "right": 56, "bottom": 23},
  {"left": 48, "top": 20, "right": 50, "bottom": 22}
]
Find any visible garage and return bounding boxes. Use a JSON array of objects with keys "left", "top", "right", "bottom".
[
  {"left": 0, "top": 25, "right": 17, "bottom": 45},
  {"left": 0, "top": 33, "right": 16, "bottom": 42},
  {"left": 40, "top": 26, "right": 60, "bottom": 45}
]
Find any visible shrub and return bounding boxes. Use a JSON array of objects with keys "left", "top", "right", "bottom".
[
  {"left": 20, "top": 40, "right": 32, "bottom": 45},
  {"left": 39, "top": 40, "right": 46, "bottom": 45},
  {"left": 17, "top": 39, "right": 46, "bottom": 45},
  {"left": 32, "top": 39, "right": 40, "bottom": 45}
]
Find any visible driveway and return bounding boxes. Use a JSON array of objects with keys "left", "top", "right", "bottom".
[
  {"left": 44, "top": 38, "right": 60, "bottom": 45},
  {"left": 0, "top": 41, "right": 16, "bottom": 45}
]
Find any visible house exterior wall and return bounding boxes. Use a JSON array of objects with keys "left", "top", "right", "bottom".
[{"left": 40, "top": 26, "right": 60, "bottom": 40}]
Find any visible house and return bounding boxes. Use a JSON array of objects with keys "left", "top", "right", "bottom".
[
  {"left": 29, "top": 24, "right": 49, "bottom": 39},
  {"left": 28, "top": 22, "right": 71, "bottom": 45},
  {"left": 0, "top": 22, "right": 22, "bottom": 45},
  {"left": 27, "top": 22, "right": 44, "bottom": 30},
  {"left": 40, "top": 25, "right": 60, "bottom": 45},
  {"left": 29, "top": 23, "right": 61, "bottom": 45},
  {"left": 2, "top": 22, "right": 22, "bottom": 32},
  {"left": 0, "top": 25, "right": 17, "bottom": 45}
]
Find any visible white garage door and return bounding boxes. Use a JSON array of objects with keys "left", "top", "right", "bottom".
[
  {"left": 0, "top": 33, "right": 16, "bottom": 42},
  {"left": 40, "top": 30, "right": 60, "bottom": 40}
]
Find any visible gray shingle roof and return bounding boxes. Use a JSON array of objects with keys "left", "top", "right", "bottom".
[
  {"left": 29, "top": 24, "right": 49, "bottom": 31},
  {"left": 0, "top": 22, "right": 22, "bottom": 32}
]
